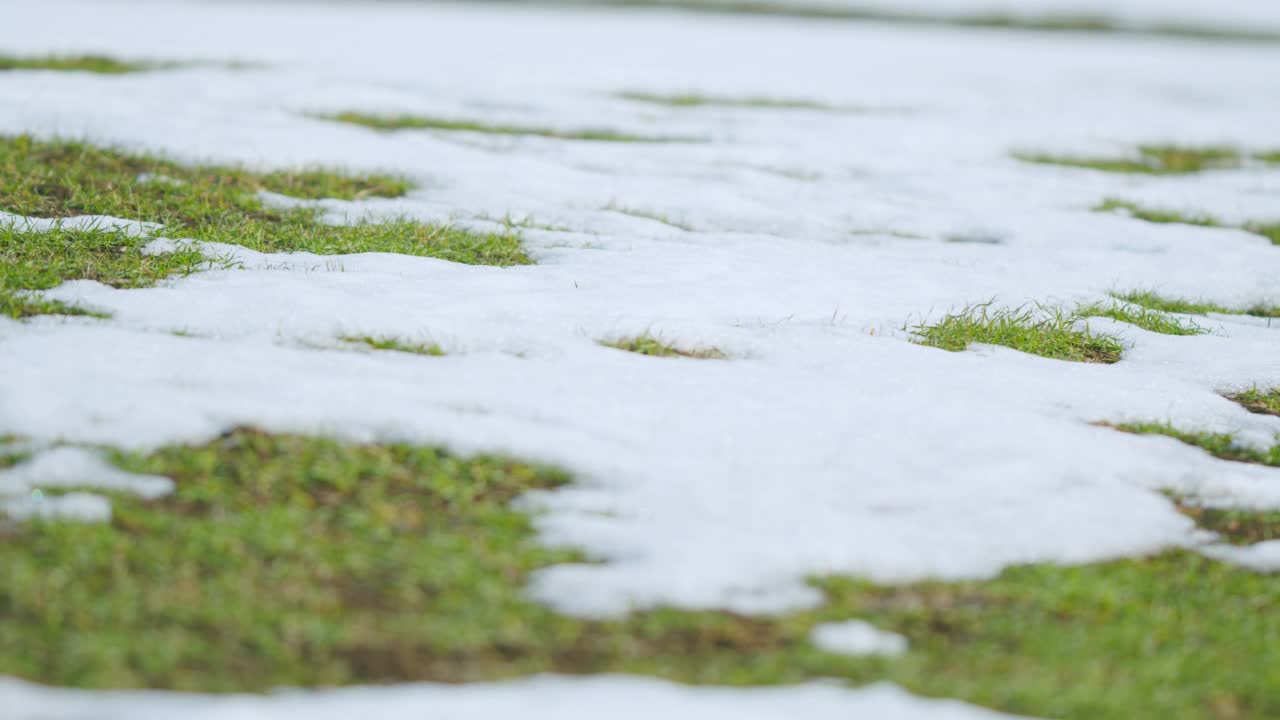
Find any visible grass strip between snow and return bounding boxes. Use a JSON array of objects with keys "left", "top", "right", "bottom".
[
  {"left": 2, "top": 429, "right": 1279, "bottom": 720},
  {"left": 0, "top": 135, "right": 530, "bottom": 318},
  {"left": 1229, "top": 387, "right": 1280, "bottom": 417},
  {"left": 318, "top": 112, "right": 703, "bottom": 144},
  {"left": 1096, "top": 199, "right": 1280, "bottom": 248},
  {"left": 601, "top": 332, "right": 727, "bottom": 359},
  {"left": 911, "top": 303, "right": 1124, "bottom": 362},
  {"left": 536, "top": 1, "right": 1280, "bottom": 43},
  {"left": 0, "top": 55, "right": 181, "bottom": 74},
  {"left": 1016, "top": 145, "right": 1280, "bottom": 175}
]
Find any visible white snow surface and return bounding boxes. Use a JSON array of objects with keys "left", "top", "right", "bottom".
[
  {"left": 2, "top": 675, "right": 1030, "bottom": 720},
  {"left": 811, "top": 620, "right": 910, "bottom": 657},
  {"left": 1, "top": 0, "right": 1279, "bottom": 714},
  {"left": 0, "top": 447, "right": 174, "bottom": 521},
  {"left": 1201, "top": 540, "right": 1280, "bottom": 572}
]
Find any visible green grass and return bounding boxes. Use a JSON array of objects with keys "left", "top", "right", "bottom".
[
  {"left": 1229, "top": 387, "right": 1280, "bottom": 417},
  {"left": 342, "top": 335, "right": 445, "bottom": 357},
  {"left": 1110, "top": 290, "right": 1280, "bottom": 320},
  {"left": 911, "top": 303, "right": 1124, "bottom": 363},
  {"left": 1097, "top": 199, "right": 1280, "bottom": 247},
  {"left": 0, "top": 55, "right": 178, "bottom": 74},
  {"left": 318, "top": 112, "right": 702, "bottom": 144},
  {"left": 617, "top": 91, "right": 865, "bottom": 112},
  {"left": 1107, "top": 422, "right": 1280, "bottom": 467},
  {"left": 552, "top": 0, "right": 1280, "bottom": 43},
  {"left": 4, "top": 430, "right": 1280, "bottom": 719},
  {"left": 601, "top": 333, "right": 727, "bottom": 359},
  {"left": 1077, "top": 301, "right": 1207, "bottom": 336},
  {"left": 0, "top": 135, "right": 529, "bottom": 318},
  {"left": 605, "top": 203, "right": 696, "bottom": 231},
  {"left": 1017, "top": 146, "right": 1279, "bottom": 175},
  {"left": 1171, "top": 498, "right": 1280, "bottom": 546}
]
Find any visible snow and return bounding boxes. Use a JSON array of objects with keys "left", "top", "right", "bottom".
[
  {"left": 1, "top": 0, "right": 1279, "bottom": 715},
  {"left": 811, "top": 620, "right": 910, "bottom": 657},
  {"left": 2, "top": 675, "right": 1031, "bottom": 720},
  {"left": 0, "top": 447, "right": 174, "bottom": 521},
  {"left": 1201, "top": 540, "right": 1280, "bottom": 572}
]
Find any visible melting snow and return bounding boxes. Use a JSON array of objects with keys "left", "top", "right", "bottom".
[
  {"left": 811, "top": 620, "right": 910, "bottom": 657},
  {"left": 2, "top": 0, "right": 1280, "bottom": 716}
]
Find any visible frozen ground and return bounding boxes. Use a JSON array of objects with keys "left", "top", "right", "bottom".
[{"left": 2, "top": 0, "right": 1279, "bottom": 717}]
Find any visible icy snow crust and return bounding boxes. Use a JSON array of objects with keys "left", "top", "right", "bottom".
[{"left": 1, "top": 0, "right": 1279, "bottom": 715}]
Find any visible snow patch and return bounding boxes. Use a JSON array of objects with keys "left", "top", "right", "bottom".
[{"left": 811, "top": 620, "right": 909, "bottom": 657}]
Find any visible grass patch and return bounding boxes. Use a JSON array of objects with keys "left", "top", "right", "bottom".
[
  {"left": 318, "top": 112, "right": 701, "bottom": 144},
  {"left": 555, "top": 1, "right": 1280, "bottom": 43},
  {"left": 604, "top": 203, "right": 696, "bottom": 231},
  {"left": 1077, "top": 300, "right": 1206, "bottom": 336},
  {"left": 1172, "top": 499, "right": 1280, "bottom": 546},
  {"left": 0, "top": 135, "right": 529, "bottom": 317},
  {"left": 1107, "top": 422, "right": 1280, "bottom": 467},
  {"left": 1017, "top": 146, "right": 1279, "bottom": 175},
  {"left": 911, "top": 303, "right": 1124, "bottom": 363},
  {"left": 341, "top": 335, "right": 445, "bottom": 357},
  {"left": 1097, "top": 199, "right": 1280, "bottom": 247},
  {"left": 0, "top": 55, "right": 178, "bottom": 74},
  {"left": 1110, "top": 290, "right": 1280, "bottom": 320},
  {"left": 601, "top": 333, "right": 727, "bottom": 359},
  {"left": 1229, "top": 387, "right": 1280, "bottom": 418},
  {"left": 617, "top": 91, "right": 865, "bottom": 112},
  {"left": 3, "top": 430, "right": 1279, "bottom": 719}
]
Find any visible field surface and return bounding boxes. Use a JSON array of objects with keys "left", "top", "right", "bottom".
[{"left": 1, "top": 0, "right": 1279, "bottom": 718}]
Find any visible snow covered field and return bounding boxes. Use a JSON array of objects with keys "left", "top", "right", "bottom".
[{"left": 2, "top": 0, "right": 1279, "bottom": 717}]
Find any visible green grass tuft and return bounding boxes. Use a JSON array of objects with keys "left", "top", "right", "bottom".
[
  {"left": 617, "top": 91, "right": 865, "bottom": 112},
  {"left": 0, "top": 54, "right": 177, "bottom": 74},
  {"left": 1107, "top": 422, "right": 1280, "bottom": 467},
  {"left": 604, "top": 203, "right": 696, "bottom": 231},
  {"left": 1097, "top": 199, "right": 1280, "bottom": 247},
  {"left": 1077, "top": 300, "right": 1206, "bottom": 336},
  {"left": 318, "top": 112, "right": 702, "bottom": 144},
  {"left": 911, "top": 303, "right": 1124, "bottom": 363},
  {"left": 1171, "top": 498, "right": 1280, "bottom": 546},
  {"left": 0, "top": 135, "right": 529, "bottom": 318},
  {"left": 5, "top": 429, "right": 1280, "bottom": 718},
  {"left": 1229, "top": 387, "right": 1280, "bottom": 418},
  {"left": 550, "top": 0, "right": 1280, "bottom": 43},
  {"left": 1110, "top": 290, "right": 1279, "bottom": 319},
  {"left": 342, "top": 335, "right": 445, "bottom": 357},
  {"left": 1017, "top": 145, "right": 1279, "bottom": 175},
  {"left": 601, "top": 333, "right": 727, "bottom": 359}
]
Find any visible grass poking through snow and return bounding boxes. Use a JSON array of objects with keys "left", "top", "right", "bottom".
[
  {"left": 3, "top": 428, "right": 1279, "bottom": 720},
  {"left": 911, "top": 303, "right": 1124, "bottom": 363},
  {"left": 1229, "top": 387, "right": 1280, "bottom": 417},
  {"left": 1076, "top": 300, "right": 1206, "bottom": 336},
  {"left": 617, "top": 91, "right": 868, "bottom": 112},
  {"left": 1110, "top": 290, "right": 1280, "bottom": 320},
  {"left": 342, "top": 335, "right": 445, "bottom": 357},
  {"left": 1171, "top": 497, "right": 1280, "bottom": 546},
  {"left": 1097, "top": 198, "right": 1280, "bottom": 247},
  {"left": 601, "top": 333, "right": 727, "bottom": 359},
  {"left": 318, "top": 112, "right": 702, "bottom": 144},
  {"left": 0, "top": 54, "right": 179, "bottom": 74},
  {"left": 0, "top": 135, "right": 529, "bottom": 318},
  {"left": 1106, "top": 422, "right": 1280, "bottom": 467},
  {"left": 1016, "top": 145, "right": 1278, "bottom": 175}
]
